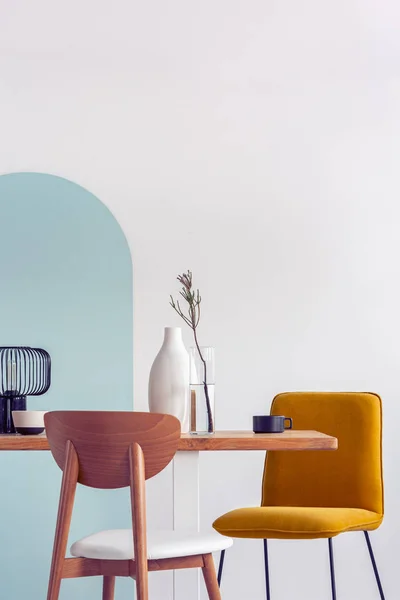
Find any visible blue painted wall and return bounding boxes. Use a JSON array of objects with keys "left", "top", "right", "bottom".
[{"left": 0, "top": 173, "right": 133, "bottom": 599}]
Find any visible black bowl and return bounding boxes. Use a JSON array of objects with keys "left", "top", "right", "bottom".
[{"left": 15, "top": 427, "right": 45, "bottom": 436}]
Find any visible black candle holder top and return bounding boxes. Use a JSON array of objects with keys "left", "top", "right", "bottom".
[{"left": 0, "top": 347, "right": 51, "bottom": 434}]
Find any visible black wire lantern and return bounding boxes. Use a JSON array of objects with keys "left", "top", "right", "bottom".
[{"left": 0, "top": 347, "right": 51, "bottom": 434}]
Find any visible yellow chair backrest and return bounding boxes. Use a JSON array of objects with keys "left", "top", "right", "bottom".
[{"left": 262, "top": 392, "right": 383, "bottom": 515}]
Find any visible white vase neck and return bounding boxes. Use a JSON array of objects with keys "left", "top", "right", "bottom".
[{"left": 163, "top": 327, "right": 184, "bottom": 345}]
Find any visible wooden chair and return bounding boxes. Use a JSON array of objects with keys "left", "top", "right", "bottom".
[{"left": 45, "top": 411, "right": 232, "bottom": 600}]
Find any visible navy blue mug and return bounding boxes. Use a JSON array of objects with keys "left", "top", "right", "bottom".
[{"left": 253, "top": 415, "right": 293, "bottom": 434}]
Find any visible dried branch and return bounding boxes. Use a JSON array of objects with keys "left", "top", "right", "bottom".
[{"left": 170, "top": 270, "right": 213, "bottom": 432}]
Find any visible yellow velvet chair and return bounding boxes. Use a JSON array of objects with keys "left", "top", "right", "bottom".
[{"left": 213, "top": 392, "right": 385, "bottom": 599}]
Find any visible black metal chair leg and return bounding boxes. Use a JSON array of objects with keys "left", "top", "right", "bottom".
[
  {"left": 364, "top": 531, "right": 386, "bottom": 600},
  {"left": 217, "top": 549, "right": 226, "bottom": 587},
  {"left": 328, "top": 538, "right": 337, "bottom": 600},
  {"left": 263, "top": 539, "right": 271, "bottom": 600}
]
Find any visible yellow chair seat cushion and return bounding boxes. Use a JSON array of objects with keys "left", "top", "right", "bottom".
[{"left": 213, "top": 507, "right": 383, "bottom": 540}]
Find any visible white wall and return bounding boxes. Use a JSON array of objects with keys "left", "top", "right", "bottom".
[{"left": 1, "top": 1, "right": 399, "bottom": 598}]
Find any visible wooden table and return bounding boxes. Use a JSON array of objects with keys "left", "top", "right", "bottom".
[
  {"left": 0, "top": 430, "right": 337, "bottom": 600},
  {"left": 0, "top": 429, "right": 336, "bottom": 451}
]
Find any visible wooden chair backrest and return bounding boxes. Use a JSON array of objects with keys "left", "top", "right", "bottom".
[{"left": 44, "top": 411, "right": 181, "bottom": 489}]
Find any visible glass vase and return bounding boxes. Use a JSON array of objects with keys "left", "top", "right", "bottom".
[{"left": 189, "top": 346, "right": 215, "bottom": 434}]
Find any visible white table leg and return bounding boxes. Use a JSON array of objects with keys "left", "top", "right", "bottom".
[{"left": 173, "top": 451, "right": 200, "bottom": 600}]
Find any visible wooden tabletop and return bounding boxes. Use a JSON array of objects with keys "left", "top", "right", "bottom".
[{"left": 0, "top": 430, "right": 337, "bottom": 452}]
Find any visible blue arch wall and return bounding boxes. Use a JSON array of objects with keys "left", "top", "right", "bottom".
[{"left": 0, "top": 173, "right": 133, "bottom": 599}]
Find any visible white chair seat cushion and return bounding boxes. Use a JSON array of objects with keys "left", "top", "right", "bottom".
[{"left": 70, "top": 529, "right": 233, "bottom": 561}]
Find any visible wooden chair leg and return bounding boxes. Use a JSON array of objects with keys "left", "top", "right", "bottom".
[
  {"left": 202, "top": 553, "right": 222, "bottom": 600},
  {"left": 130, "top": 444, "right": 149, "bottom": 600},
  {"left": 102, "top": 576, "right": 116, "bottom": 600},
  {"left": 47, "top": 441, "right": 79, "bottom": 600}
]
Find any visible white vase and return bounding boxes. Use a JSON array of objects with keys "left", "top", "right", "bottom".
[{"left": 148, "top": 327, "right": 189, "bottom": 432}]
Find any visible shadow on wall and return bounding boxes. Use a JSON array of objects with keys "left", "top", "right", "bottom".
[{"left": 0, "top": 172, "right": 133, "bottom": 600}]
